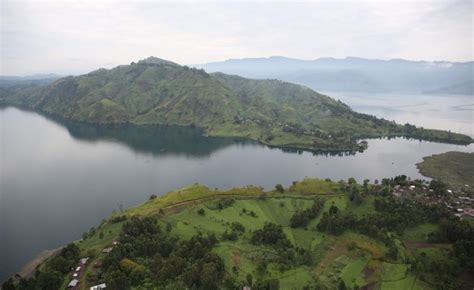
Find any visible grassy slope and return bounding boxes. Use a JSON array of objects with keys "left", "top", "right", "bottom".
[
  {"left": 1, "top": 57, "right": 471, "bottom": 152},
  {"left": 417, "top": 151, "right": 474, "bottom": 188},
  {"left": 66, "top": 179, "right": 443, "bottom": 290}
]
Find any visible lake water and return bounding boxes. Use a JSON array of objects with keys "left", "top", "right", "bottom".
[
  {"left": 324, "top": 92, "right": 474, "bottom": 137},
  {"left": 1, "top": 100, "right": 473, "bottom": 282}
]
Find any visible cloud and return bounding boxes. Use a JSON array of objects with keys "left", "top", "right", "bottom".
[{"left": 1, "top": 0, "right": 472, "bottom": 75}]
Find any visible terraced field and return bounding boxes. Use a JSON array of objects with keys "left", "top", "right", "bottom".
[{"left": 34, "top": 178, "right": 455, "bottom": 290}]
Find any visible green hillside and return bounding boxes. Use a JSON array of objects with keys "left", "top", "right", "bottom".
[
  {"left": 1, "top": 57, "right": 471, "bottom": 151},
  {"left": 417, "top": 151, "right": 474, "bottom": 189},
  {"left": 5, "top": 178, "right": 472, "bottom": 290}
]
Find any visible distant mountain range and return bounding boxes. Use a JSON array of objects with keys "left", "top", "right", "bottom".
[
  {"left": 1, "top": 57, "right": 471, "bottom": 152},
  {"left": 194, "top": 56, "right": 474, "bottom": 95}
]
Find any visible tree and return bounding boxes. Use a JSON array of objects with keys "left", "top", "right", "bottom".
[
  {"left": 329, "top": 204, "right": 339, "bottom": 216},
  {"left": 48, "top": 256, "right": 69, "bottom": 273},
  {"left": 1, "top": 279, "right": 15, "bottom": 290},
  {"left": 338, "top": 279, "right": 347, "bottom": 290},
  {"left": 197, "top": 208, "right": 205, "bottom": 215},
  {"left": 106, "top": 269, "right": 130, "bottom": 290},
  {"left": 36, "top": 270, "right": 63, "bottom": 290},
  {"left": 275, "top": 184, "right": 284, "bottom": 193},
  {"left": 246, "top": 273, "right": 253, "bottom": 287}
]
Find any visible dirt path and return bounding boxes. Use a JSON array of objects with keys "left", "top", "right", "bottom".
[{"left": 160, "top": 192, "right": 344, "bottom": 213}]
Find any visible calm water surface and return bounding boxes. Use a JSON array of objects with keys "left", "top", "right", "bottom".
[{"left": 1, "top": 105, "right": 473, "bottom": 281}]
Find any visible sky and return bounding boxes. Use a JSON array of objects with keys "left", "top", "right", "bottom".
[{"left": 1, "top": 0, "right": 473, "bottom": 75}]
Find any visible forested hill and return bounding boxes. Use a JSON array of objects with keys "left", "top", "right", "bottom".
[
  {"left": 4, "top": 177, "right": 473, "bottom": 289},
  {"left": 0, "top": 57, "right": 471, "bottom": 151}
]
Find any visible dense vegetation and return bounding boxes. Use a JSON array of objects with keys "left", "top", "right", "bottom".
[
  {"left": 1, "top": 57, "right": 471, "bottom": 152},
  {"left": 1, "top": 244, "right": 80, "bottom": 290},
  {"left": 3, "top": 176, "right": 472, "bottom": 290},
  {"left": 417, "top": 151, "right": 474, "bottom": 189}
]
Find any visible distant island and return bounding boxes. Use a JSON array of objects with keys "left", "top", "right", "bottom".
[
  {"left": 0, "top": 57, "right": 472, "bottom": 152},
  {"left": 3, "top": 176, "right": 473, "bottom": 290}
]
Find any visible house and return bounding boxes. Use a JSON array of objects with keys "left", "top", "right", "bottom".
[
  {"left": 72, "top": 273, "right": 78, "bottom": 278},
  {"left": 102, "top": 247, "right": 113, "bottom": 254},
  {"left": 75, "top": 266, "right": 81, "bottom": 272},
  {"left": 90, "top": 283, "right": 107, "bottom": 290},
  {"left": 80, "top": 257, "right": 89, "bottom": 264},
  {"left": 464, "top": 208, "right": 474, "bottom": 217},
  {"left": 68, "top": 279, "right": 79, "bottom": 288}
]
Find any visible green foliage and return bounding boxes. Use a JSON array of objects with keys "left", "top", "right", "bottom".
[
  {"left": 102, "top": 216, "right": 225, "bottom": 289},
  {"left": 2, "top": 57, "right": 470, "bottom": 153},
  {"left": 289, "top": 198, "right": 325, "bottom": 228},
  {"left": 417, "top": 151, "right": 474, "bottom": 189},
  {"left": 251, "top": 222, "right": 292, "bottom": 248},
  {"left": 275, "top": 184, "right": 284, "bottom": 193}
]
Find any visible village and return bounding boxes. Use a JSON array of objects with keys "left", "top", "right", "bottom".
[
  {"left": 65, "top": 241, "right": 118, "bottom": 290},
  {"left": 66, "top": 256, "right": 105, "bottom": 290},
  {"left": 391, "top": 180, "right": 474, "bottom": 219}
]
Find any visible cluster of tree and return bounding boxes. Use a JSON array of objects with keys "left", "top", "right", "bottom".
[
  {"left": 241, "top": 207, "right": 258, "bottom": 218},
  {"left": 413, "top": 218, "right": 473, "bottom": 290},
  {"left": 216, "top": 198, "right": 235, "bottom": 210},
  {"left": 428, "top": 180, "right": 448, "bottom": 196},
  {"left": 101, "top": 217, "right": 226, "bottom": 290},
  {"left": 251, "top": 222, "right": 292, "bottom": 249},
  {"left": 428, "top": 217, "right": 474, "bottom": 270},
  {"left": 275, "top": 184, "right": 284, "bottom": 193},
  {"left": 289, "top": 198, "right": 325, "bottom": 228},
  {"left": 110, "top": 215, "right": 128, "bottom": 223},
  {"left": 248, "top": 224, "right": 312, "bottom": 276},
  {"left": 318, "top": 196, "right": 451, "bottom": 238},
  {"left": 222, "top": 222, "right": 246, "bottom": 241},
  {"left": 2, "top": 243, "right": 80, "bottom": 290}
]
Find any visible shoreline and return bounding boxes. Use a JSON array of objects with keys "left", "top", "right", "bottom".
[{"left": 15, "top": 246, "right": 63, "bottom": 280}]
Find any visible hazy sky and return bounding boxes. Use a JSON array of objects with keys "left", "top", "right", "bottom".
[{"left": 1, "top": 0, "right": 472, "bottom": 75}]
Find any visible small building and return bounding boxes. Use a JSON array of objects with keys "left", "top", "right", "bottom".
[
  {"left": 68, "top": 279, "right": 79, "bottom": 288},
  {"left": 75, "top": 266, "right": 81, "bottom": 272},
  {"left": 457, "top": 208, "right": 464, "bottom": 213},
  {"left": 72, "top": 273, "right": 78, "bottom": 278},
  {"left": 464, "top": 208, "right": 474, "bottom": 217},
  {"left": 80, "top": 257, "right": 89, "bottom": 264},
  {"left": 90, "top": 283, "right": 107, "bottom": 290},
  {"left": 102, "top": 247, "right": 113, "bottom": 254}
]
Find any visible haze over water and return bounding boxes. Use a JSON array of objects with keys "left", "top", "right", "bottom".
[{"left": 1, "top": 94, "right": 473, "bottom": 281}]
